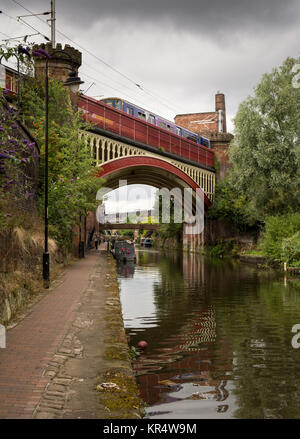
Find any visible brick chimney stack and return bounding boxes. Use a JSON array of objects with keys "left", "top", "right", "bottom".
[{"left": 215, "top": 92, "right": 227, "bottom": 133}]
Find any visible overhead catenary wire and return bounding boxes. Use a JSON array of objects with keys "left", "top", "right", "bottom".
[
  {"left": 80, "top": 70, "right": 173, "bottom": 118},
  {"left": 17, "top": 17, "right": 50, "bottom": 41},
  {"left": 3, "top": 32, "right": 41, "bottom": 43},
  {"left": 53, "top": 27, "right": 181, "bottom": 113},
  {"left": 1, "top": 9, "right": 49, "bottom": 42},
  {"left": 8, "top": 0, "right": 183, "bottom": 115},
  {"left": 81, "top": 62, "right": 181, "bottom": 115}
]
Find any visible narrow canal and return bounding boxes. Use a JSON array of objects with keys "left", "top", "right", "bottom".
[{"left": 117, "top": 249, "right": 300, "bottom": 419}]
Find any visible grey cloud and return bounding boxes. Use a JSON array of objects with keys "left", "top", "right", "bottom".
[
  {"left": 2, "top": 0, "right": 299, "bottom": 134},
  {"left": 6, "top": 0, "right": 300, "bottom": 35},
  {"left": 59, "top": 0, "right": 299, "bottom": 25}
]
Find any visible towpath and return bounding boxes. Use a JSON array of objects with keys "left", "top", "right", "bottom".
[{"left": 0, "top": 246, "right": 141, "bottom": 419}]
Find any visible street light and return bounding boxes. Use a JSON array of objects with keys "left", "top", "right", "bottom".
[
  {"left": 32, "top": 48, "right": 83, "bottom": 285},
  {"left": 64, "top": 70, "right": 85, "bottom": 94}
]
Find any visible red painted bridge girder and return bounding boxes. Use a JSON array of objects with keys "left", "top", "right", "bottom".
[{"left": 98, "top": 156, "right": 211, "bottom": 207}]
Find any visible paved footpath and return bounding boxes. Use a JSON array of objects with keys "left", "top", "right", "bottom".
[{"left": 0, "top": 247, "right": 141, "bottom": 419}]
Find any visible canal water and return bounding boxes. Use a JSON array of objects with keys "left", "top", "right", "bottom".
[{"left": 117, "top": 249, "right": 300, "bottom": 419}]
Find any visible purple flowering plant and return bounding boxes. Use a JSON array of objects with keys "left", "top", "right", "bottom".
[
  {"left": 0, "top": 91, "right": 36, "bottom": 228},
  {"left": 1, "top": 43, "right": 103, "bottom": 245}
]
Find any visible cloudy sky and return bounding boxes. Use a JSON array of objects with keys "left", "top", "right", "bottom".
[{"left": 1, "top": 0, "right": 300, "bottom": 134}]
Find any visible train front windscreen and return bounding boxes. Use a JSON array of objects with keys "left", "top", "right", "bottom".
[{"left": 102, "top": 99, "right": 122, "bottom": 110}]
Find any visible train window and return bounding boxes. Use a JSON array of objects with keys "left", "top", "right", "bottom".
[
  {"left": 200, "top": 137, "right": 210, "bottom": 148},
  {"left": 103, "top": 99, "right": 121, "bottom": 110},
  {"left": 158, "top": 121, "right": 167, "bottom": 129},
  {"left": 112, "top": 100, "right": 122, "bottom": 110},
  {"left": 126, "top": 107, "right": 134, "bottom": 116},
  {"left": 148, "top": 114, "right": 155, "bottom": 124},
  {"left": 176, "top": 127, "right": 181, "bottom": 136},
  {"left": 182, "top": 130, "right": 197, "bottom": 142},
  {"left": 138, "top": 112, "right": 146, "bottom": 120},
  {"left": 167, "top": 125, "right": 173, "bottom": 132}
]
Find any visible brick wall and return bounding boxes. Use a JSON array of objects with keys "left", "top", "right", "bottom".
[
  {"left": 175, "top": 93, "right": 232, "bottom": 181},
  {"left": 175, "top": 111, "right": 218, "bottom": 136}
]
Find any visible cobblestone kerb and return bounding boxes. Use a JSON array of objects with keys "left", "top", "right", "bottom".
[{"left": 33, "top": 251, "right": 142, "bottom": 419}]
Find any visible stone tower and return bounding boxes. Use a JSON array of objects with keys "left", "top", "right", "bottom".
[{"left": 33, "top": 42, "right": 82, "bottom": 83}]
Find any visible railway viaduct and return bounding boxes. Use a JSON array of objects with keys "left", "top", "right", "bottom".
[
  {"left": 34, "top": 44, "right": 233, "bottom": 251},
  {"left": 78, "top": 98, "right": 215, "bottom": 251}
]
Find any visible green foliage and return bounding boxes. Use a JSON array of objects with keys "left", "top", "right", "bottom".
[
  {"left": 282, "top": 232, "right": 300, "bottom": 266},
  {"left": 158, "top": 222, "right": 182, "bottom": 241},
  {"left": 207, "top": 180, "right": 258, "bottom": 231},
  {"left": 21, "top": 77, "right": 103, "bottom": 248},
  {"left": 115, "top": 229, "right": 134, "bottom": 239},
  {"left": 229, "top": 56, "right": 300, "bottom": 218},
  {"left": 259, "top": 213, "right": 300, "bottom": 262},
  {"left": 0, "top": 44, "right": 104, "bottom": 247},
  {"left": 208, "top": 239, "right": 239, "bottom": 258},
  {"left": 0, "top": 96, "right": 36, "bottom": 230},
  {"left": 0, "top": 44, "right": 34, "bottom": 76},
  {"left": 129, "top": 346, "right": 141, "bottom": 361}
]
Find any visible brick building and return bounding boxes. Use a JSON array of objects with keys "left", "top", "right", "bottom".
[{"left": 175, "top": 93, "right": 233, "bottom": 180}]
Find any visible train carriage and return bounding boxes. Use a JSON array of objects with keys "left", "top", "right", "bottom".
[
  {"left": 77, "top": 95, "right": 214, "bottom": 169},
  {"left": 101, "top": 97, "right": 210, "bottom": 148}
]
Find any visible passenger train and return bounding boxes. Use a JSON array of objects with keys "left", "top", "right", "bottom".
[{"left": 101, "top": 97, "right": 211, "bottom": 148}]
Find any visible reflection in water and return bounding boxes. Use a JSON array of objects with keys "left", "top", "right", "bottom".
[
  {"left": 116, "top": 261, "right": 136, "bottom": 278},
  {"left": 118, "top": 249, "right": 300, "bottom": 419}
]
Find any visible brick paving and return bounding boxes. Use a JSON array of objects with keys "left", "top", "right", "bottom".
[{"left": 0, "top": 251, "right": 100, "bottom": 419}]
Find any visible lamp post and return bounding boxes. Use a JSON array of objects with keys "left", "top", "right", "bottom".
[{"left": 32, "top": 48, "right": 83, "bottom": 286}]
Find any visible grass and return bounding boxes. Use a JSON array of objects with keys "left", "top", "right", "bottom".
[{"left": 96, "top": 370, "right": 143, "bottom": 418}]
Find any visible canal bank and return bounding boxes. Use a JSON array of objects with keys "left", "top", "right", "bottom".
[{"left": 0, "top": 248, "right": 143, "bottom": 419}]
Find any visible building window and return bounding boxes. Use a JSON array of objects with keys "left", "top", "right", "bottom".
[
  {"left": 6, "top": 73, "right": 18, "bottom": 93},
  {"left": 0, "top": 65, "right": 5, "bottom": 89}
]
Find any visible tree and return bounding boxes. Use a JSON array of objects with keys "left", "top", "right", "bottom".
[
  {"left": 207, "top": 179, "right": 258, "bottom": 231},
  {"left": 0, "top": 44, "right": 36, "bottom": 229},
  {"left": 0, "top": 95, "right": 36, "bottom": 228},
  {"left": 1, "top": 44, "right": 104, "bottom": 247},
  {"left": 229, "top": 56, "right": 300, "bottom": 218},
  {"left": 20, "top": 76, "right": 103, "bottom": 248}
]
